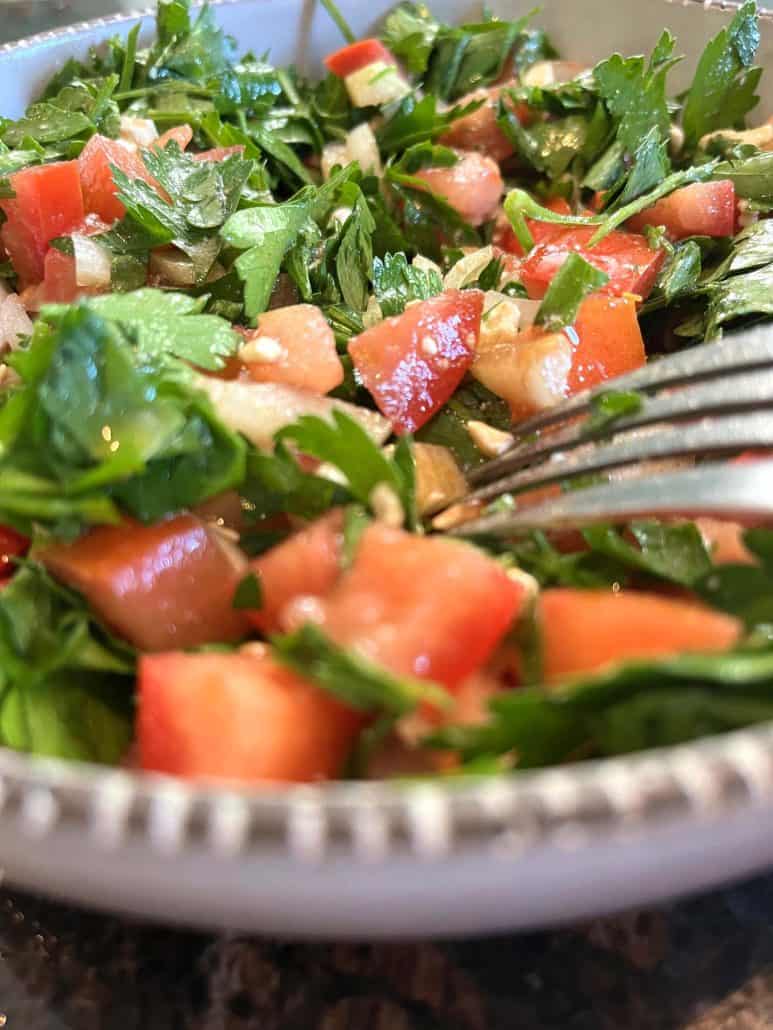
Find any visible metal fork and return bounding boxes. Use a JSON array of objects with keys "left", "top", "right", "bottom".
[{"left": 443, "top": 325, "right": 773, "bottom": 537}]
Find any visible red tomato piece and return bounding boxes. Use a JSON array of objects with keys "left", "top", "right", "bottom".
[
  {"left": 414, "top": 150, "right": 504, "bottom": 227},
  {"left": 0, "top": 161, "right": 85, "bottom": 287},
  {"left": 41, "top": 515, "right": 249, "bottom": 652},
  {"left": 348, "top": 289, "right": 484, "bottom": 433},
  {"left": 138, "top": 651, "right": 361, "bottom": 783},
  {"left": 36, "top": 248, "right": 79, "bottom": 304},
  {"left": 239, "top": 304, "right": 344, "bottom": 394},
  {"left": 539, "top": 589, "right": 742, "bottom": 684},
  {"left": 193, "top": 145, "right": 246, "bottom": 163},
  {"left": 493, "top": 197, "right": 572, "bottom": 256},
  {"left": 568, "top": 292, "right": 646, "bottom": 394},
  {"left": 520, "top": 226, "right": 665, "bottom": 300},
  {"left": 313, "top": 523, "right": 526, "bottom": 689},
  {"left": 439, "top": 84, "right": 529, "bottom": 163},
  {"left": 78, "top": 134, "right": 156, "bottom": 224},
  {"left": 0, "top": 526, "right": 28, "bottom": 579},
  {"left": 627, "top": 180, "right": 736, "bottom": 240},
  {"left": 324, "top": 38, "right": 396, "bottom": 77},
  {"left": 155, "top": 124, "right": 193, "bottom": 150},
  {"left": 245, "top": 510, "right": 344, "bottom": 635}
]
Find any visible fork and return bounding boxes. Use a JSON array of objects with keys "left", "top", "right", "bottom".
[{"left": 441, "top": 325, "right": 773, "bottom": 537}]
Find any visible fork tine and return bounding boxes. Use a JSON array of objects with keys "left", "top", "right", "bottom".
[
  {"left": 471, "top": 328, "right": 773, "bottom": 488},
  {"left": 466, "top": 410, "right": 773, "bottom": 505},
  {"left": 454, "top": 459, "right": 773, "bottom": 537},
  {"left": 470, "top": 369, "right": 773, "bottom": 482}
]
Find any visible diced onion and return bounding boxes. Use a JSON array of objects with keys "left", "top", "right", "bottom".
[
  {"left": 73, "top": 234, "right": 112, "bottom": 288},
  {"left": 413, "top": 442, "right": 468, "bottom": 516},
  {"left": 345, "top": 123, "right": 383, "bottom": 177},
  {"left": 443, "top": 246, "right": 495, "bottom": 290},
  {"left": 149, "top": 248, "right": 197, "bottom": 287},
  {"left": 344, "top": 61, "right": 411, "bottom": 108},
  {"left": 0, "top": 294, "right": 32, "bottom": 352},
  {"left": 196, "top": 378, "right": 392, "bottom": 451},
  {"left": 120, "top": 115, "right": 159, "bottom": 149}
]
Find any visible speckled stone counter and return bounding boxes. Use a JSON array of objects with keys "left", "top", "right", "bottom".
[{"left": 3, "top": 875, "right": 773, "bottom": 1029}]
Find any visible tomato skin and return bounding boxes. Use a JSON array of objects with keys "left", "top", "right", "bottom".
[
  {"left": 245, "top": 510, "right": 344, "bottom": 634},
  {"left": 138, "top": 651, "right": 361, "bottom": 783},
  {"left": 348, "top": 289, "right": 484, "bottom": 433},
  {"left": 569, "top": 292, "right": 646, "bottom": 394},
  {"left": 313, "top": 523, "right": 526, "bottom": 690},
  {"left": 78, "top": 135, "right": 156, "bottom": 223},
  {"left": 520, "top": 226, "right": 665, "bottom": 300},
  {"left": 0, "top": 161, "right": 85, "bottom": 287},
  {"left": 414, "top": 150, "right": 504, "bottom": 226},
  {"left": 0, "top": 526, "right": 28, "bottom": 579},
  {"left": 155, "top": 125, "right": 193, "bottom": 150},
  {"left": 539, "top": 589, "right": 742, "bottom": 684},
  {"left": 193, "top": 145, "right": 246, "bottom": 163},
  {"left": 493, "top": 197, "right": 572, "bottom": 257},
  {"left": 627, "top": 180, "right": 737, "bottom": 240},
  {"left": 324, "top": 38, "right": 395, "bottom": 77},
  {"left": 239, "top": 304, "right": 344, "bottom": 394},
  {"left": 35, "top": 248, "right": 79, "bottom": 304},
  {"left": 439, "top": 85, "right": 528, "bottom": 163},
  {"left": 41, "top": 515, "right": 250, "bottom": 651}
]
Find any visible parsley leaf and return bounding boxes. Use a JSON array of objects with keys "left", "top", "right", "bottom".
[
  {"left": 682, "top": 0, "right": 761, "bottom": 151},
  {"left": 145, "top": 0, "right": 236, "bottom": 84},
  {"left": 425, "top": 14, "right": 533, "bottom": 102},
  {"left": 382, "top": 2, "right": 440, "bottom": 76},
  {"left": 273, "top": 622, "right": 451, "bottom": 716},
  {"left": 372, "top": 251, "right": 442, "bottom": 316},
  {"left": 377, "top": 93, "right": 484, "bottom": 155},
  {"left": 535, "top": 252, "right": 609, "bottom": 330}
]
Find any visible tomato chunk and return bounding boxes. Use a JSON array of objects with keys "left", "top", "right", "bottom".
[
  {"left": 239, "top": 304, "right": 344, "bottom": 394},
  {"left": 139, "top": 651, "right": 361, "bottom": 783},
  {"left": 627, "top": 180, "right": 736, "bottom": 240},
  {"left": 41, "top": 515, "right": 249, "bottom": 651},
  {"left": 155, "top": 125, "right": 193, "bottom": 150},
  {"left": 493, "top": 197, "right": 573, "bottom": 257},
  {"left": 520, "top": 226, "right": 665, "bottom": 300},
  {"left": 0, "top": 161, "right": 85, "bottom": 287},
  {"left": 539, "top": 589, "right": 742, "bottom": 684},
  {"left": 473, "top": 293, "right": 645, "bottom": 421},
  {"left": 0, "top": 526, "right": 28, "bottom": 579},
  {"left": 313, "top": 523, "right": 525, "bottom": 689},
  {"left": 414, "top": 150, "right": 504, "bottom": 226},
  {"left": 348, "top": 289, "right": 484, "bottom": 433},
  {"left": 34, "top": 248, "right": 79, "bottom": 305},
  {"left": 246, "top": 510, "right": 344, "bottom": 635},
  {"left": 78, "top": 134, "right": 156, "bottom": 223},
  {"left": 440, "top": 85, "right": 529, "bottom": 163},
  {"left": 324, "top": 38, "right": 396, "bottom": 77},
  {"left": 193, "top": 145, "right": 246, "bottom": 163}
]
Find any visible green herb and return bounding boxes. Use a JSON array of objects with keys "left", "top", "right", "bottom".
[
  {"left": 145, "top": 0, "right": 236, "bottom": 84},
  {"left": 232, "top": 571, "right": 263, "bottom": 610},
  {"left": 696, "top": 528, "right": 773, "bottom": 628},
  {"left": 372, "top": 251, "right": 442, "bottom": 316},
  {"left": 334, "top": 185, "right": 376, "bottom": 311},
  {"left": 273, "top": 622, "right": 451, "bottom": 716},
  {"left": 416, "top": 378, "right": 511, "bottom": 469},
  {"left": 535, "top": 252, "right": 609, "bottom": 330},
  {"left": 584, "top": 389, "right": 644, "bottom": 434},
  {"left": 377, "top": 93, "right": 483, "bottom": 154},
  {"left": 277, "top": 411, "right": 415, "bottom": 527},
  {"left": 705, "top": 261, "right": 773, "bottom": 338},
  {"left": 0, "top": 563, "right": 133, "bottom": 763},
  {"left": 682, "top": 0, "right": 761, "bottom": 151},
  {"left": 242, "top": 441, "right": 344, "bottom": 522},
  {"left": 382, "top": 2, "right": 440, "bottom": 75},
  {"left": 425, "top": 13, "right": 534, "bottom": 102},
  {"left": 714, "top": 150, "right": 773, "bottom": 203},
  {"left": 320, "top": 0, "right": 356, "bottom": 44}
]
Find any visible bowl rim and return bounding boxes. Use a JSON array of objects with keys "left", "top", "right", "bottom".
[{"left": 0, "top": 0, "right": 772, "bottom": 867}]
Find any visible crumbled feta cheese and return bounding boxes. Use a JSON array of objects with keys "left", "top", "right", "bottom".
[{"left": 466, "top": 420, "right": 515, "bottom": 458}]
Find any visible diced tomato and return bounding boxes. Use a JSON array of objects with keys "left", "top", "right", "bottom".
[
  {"left": 324, "top": 38, "right": 396, "bottom": 78},
  {"left": 35, "top": 248, "right": 79, "bottom": 304},
  {"left": 239, "top": 304, "right": 344, "bottom": 394},
  {"left": 78, "top": 134, "right": 156, "bottom": 224},
  {"left": 440, "top": 85, "right": 530, "bottom": 163},
  {"left": 0, "top": 161, "right": 85, "bottom": 287},
  {"left": 0, "top": 526, "right": 28, "bottom": 579},
  {"left": 41, "top": 515, "right": 249, "bottom": 651},
  {"left": 539, "top": 589, "right": 742, "bottom": 684},
  {"left": 348, "top": 289, "right": 484, "bottom": 433},
  {"left": 414, "top": 150, "right": 504, "bottom": 227},
  {"left": 627, "top": 180, "right": 737, "bottom": 240},
  {"left": 694, "top": 518, "right": 756, "bottom": 566},
  {"left": 245, "top": 510, "right": 344, "bottom": 635},
  {"left": 138, "top": 651, "right": 361, "bottom": 783},
  {"left": 155, "top": 124, "right": 193, "bottom": 151},
  {"left": 193, "top": 145, "right": 246, "bottom": 163},
  {"left": 493, "top": 197, "right": 572, "bottom": 257},
  {"left": 473, "top": 293, "right": 645, "bottom": 421},
  {"left": 520, "top": 226, "right": 665, "bottom": 300},
  {"left": 312, "top": 523, "right": 525, "bottom": 690}
]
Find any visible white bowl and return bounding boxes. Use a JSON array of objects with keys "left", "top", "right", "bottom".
[{"left": 1, "top": 0, "right": 773, "bottom": 939}]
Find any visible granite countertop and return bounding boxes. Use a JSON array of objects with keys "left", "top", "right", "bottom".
[{"left": 3, "top": 874, "right": 773, "bottom": 1029}]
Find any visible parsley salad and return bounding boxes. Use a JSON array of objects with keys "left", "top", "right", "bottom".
[{"left": 1, "top": 0, "right": 773, "bottom": 783}]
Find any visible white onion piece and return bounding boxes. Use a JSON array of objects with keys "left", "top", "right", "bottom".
[
  {"left": 73, "top": 234, "right": 112, "bottom": 288},
  {"left": 196, "top": 378, "right": 392, "bottom": 451},
  {"left": 344, "top": 61, "right": 411, "bottom": 107},
  {"left": 120, "top": 116, "right": 159, "bottom": 149},
  {"left": 150, "top": 248, "right": 197, "bottom": 286},
  {"left": 345, "top": 123, "right": 383, "bottom": 177},
  {"left": 0, "top": 294, "right": 33, "bottom": 352},
  {"left": 443, "top": 246, "right": 495, "bottom": 290}
]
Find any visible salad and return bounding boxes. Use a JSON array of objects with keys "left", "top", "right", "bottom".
[{"left": 1, "top": 0, "right": 773, "bottom": 784}]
